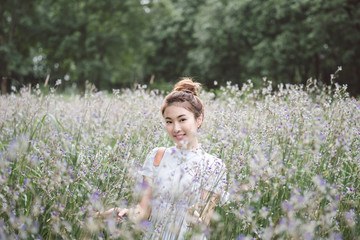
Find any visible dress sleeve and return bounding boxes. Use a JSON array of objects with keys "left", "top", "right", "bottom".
[{"left": 139, "top": 148, "right": 159, "bottom": 179}]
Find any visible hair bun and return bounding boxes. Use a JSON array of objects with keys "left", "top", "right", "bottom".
[{"left": 174, "top": 78, "right": 201, "bottom": 96}]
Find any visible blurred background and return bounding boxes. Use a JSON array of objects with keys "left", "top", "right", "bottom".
[{"left": 1, "top": 0, "right": 359, "bottom": 96}]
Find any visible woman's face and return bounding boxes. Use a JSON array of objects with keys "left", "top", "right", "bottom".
[{"left": 163, "top": 104, "right": 202, "bottom": 149}]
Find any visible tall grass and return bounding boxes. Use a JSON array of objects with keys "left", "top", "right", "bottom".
[{"left": 0, "top": 80, "right": 359, "bottom": 239}]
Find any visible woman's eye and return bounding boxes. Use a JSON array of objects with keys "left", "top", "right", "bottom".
[
  {"left": 166, "top": 121, "right": 172, "bottom": 124},
  {"left": 180, "top": 119, "right": 186, "bottom": 122}
]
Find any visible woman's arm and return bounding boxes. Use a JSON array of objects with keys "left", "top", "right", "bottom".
[
  {"left": 199, "top": 189, "right": 220, "bottom": 225},
  {"left": 97, "top": 176, "right": 153, "bottom": 223},
  {"left": 188, "top": 189, "right": 220, "bottom": 225},
  {"left": 126, "top": 176, "right": 153, "bottom": 222}
]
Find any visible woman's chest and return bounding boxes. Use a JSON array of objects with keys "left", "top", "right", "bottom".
[{"left": 153, "top": 160, "right": 208, "bottom": 197}]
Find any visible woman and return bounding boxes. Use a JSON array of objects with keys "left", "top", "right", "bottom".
[{"left": 102, "top": 78, "right": 227, "bottom": 239}]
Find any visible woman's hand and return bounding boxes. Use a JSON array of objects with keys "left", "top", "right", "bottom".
[
  {"left": 115, "top": 207, "right": 129, "bottom": 222},
  {"left": 187, "top": 205, "right": 204, "bottom": 225},
  {"left": 95, "top": 204, "right": 149, "bottom": 223},
  {"left": 95, "top": 207, "right": 129, "bottom": 223},
  {"left": 94, "top": 176, "right": 152, "bottom": 224},
  {"left": 187, "top": 190, "right": 220, "bottom": 226}
]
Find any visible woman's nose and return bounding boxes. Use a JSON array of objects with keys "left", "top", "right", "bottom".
[{"left": 173, "top": 122, "right": 181, "bottom": 132}]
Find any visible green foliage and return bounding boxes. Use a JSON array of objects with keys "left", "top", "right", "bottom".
[
  {"left": 187, "top": 0, "right": 360, "bottom": 93},
  {"left": 0, "top": 0, "right": 39, "bottom": 86},
  {"left": 144, "top": 0, "right": 206, "bottom": 84},
  {"left": 1, "top": 0, "right": 360, "bottom": 96},
  {"left": 36, "top": 0, "right": 150, "bottom": 91}
]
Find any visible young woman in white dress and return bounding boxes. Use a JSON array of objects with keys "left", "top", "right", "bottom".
[{"left": 102, "top": 78, "right": 227, "bottom": 239}]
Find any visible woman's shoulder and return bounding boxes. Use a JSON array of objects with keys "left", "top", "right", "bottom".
[
  {"left": 147, "top": 147, "right": 161, "bottom": 157},
  {"left": 145, "top": 146, "right": 174, "bottom": 162}
]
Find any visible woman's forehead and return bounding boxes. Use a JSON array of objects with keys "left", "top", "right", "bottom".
[{"left": 163, "top": 103, "right": 193, "bottom": 117}]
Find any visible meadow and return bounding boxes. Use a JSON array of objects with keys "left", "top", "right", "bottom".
[{"left": 0, "top": 79, "right": 359, "bottom": 239}]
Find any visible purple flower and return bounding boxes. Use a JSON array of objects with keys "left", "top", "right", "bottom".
[
  {"left": 305, "top": 232, "right": 313, "bottom": 240},
  {"left": 297, "top": 196, "right": 305, "bottom": 202},
  {"left": 237, "top": 235, "right": 246, "bottom": 240},
  {"left": 333, "top": 233, "right": 342, "bottom": 240},
  {"left": 282, "top": 201, "right": 294, "bottom": 211},
  {"left": 92, "top": 191, "right": 100, "bottom": 200},
  {"left": 140, "top": 220, "right": 151, "bottom": 228}
]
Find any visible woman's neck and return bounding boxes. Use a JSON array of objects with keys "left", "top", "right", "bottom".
[{"left": 176, "top": 139, "right": 199, "bottom": 150}]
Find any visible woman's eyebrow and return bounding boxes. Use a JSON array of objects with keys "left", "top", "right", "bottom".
[{"left": 165, "top": 114, "right": 186, "bottom": 120}]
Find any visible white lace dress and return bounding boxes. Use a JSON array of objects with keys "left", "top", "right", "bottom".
[{"left": 139, "top": 146, "right": 227, "bottom": 240}]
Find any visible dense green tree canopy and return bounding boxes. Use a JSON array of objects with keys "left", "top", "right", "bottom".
[
  {"left": 0, "top": 0, "right": 39, "bottom": 93},
  {"left": 1, "top": 0, "right": 149, "bottom": 93},
  {"left": 37, "top": 0, "right": 149, "bottom": 92},
  {"left": 1, "top": 0, "right": 359, "bottom": 95},
  {"left": 142, "top": 0, "right": 360, "bottom": 95}
]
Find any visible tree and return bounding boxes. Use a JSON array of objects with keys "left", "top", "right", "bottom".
[
  {"left": 143, "top": 0, "right": 206, "bottom": 85},
  {"left": 188, "top": 0, "right": 360, "bottom": 94},
  {"left": 189, "top": 0, "right": 256, "bottom": 88},
  {"left": 36, "top": 0, "right": 150, "bottom": 92},
  {"left": 1, "top": 0, "right": 359, "bottom": 95},
  {"left": 0, "top": 0, "right": 39, "bottom": 94}
]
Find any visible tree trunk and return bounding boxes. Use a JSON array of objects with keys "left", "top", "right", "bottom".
[
  {"left": 78, "top": 73, "right": 86, "bottom": 96},
  {"left": 355, "top": 68, "right": 360, "bottom": 97},
  {"left": 1, "top": 76, "right": 8, "bottom": 95},
  {"left": 314, "top": 54, "right": 320, "bottom": 81}
]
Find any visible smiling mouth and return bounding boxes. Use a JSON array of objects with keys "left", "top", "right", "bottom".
[{"left": 174, "top": 134, "right": 185, "bottom": 140}]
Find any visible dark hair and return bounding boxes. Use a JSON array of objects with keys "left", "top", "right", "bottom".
[{"left": 161, "top": 78, "right": 204, "bottom": 120}]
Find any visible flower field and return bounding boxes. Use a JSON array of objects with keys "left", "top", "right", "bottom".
[{"left": 0, "top": 80, "right": 359, "bottom": 239}]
